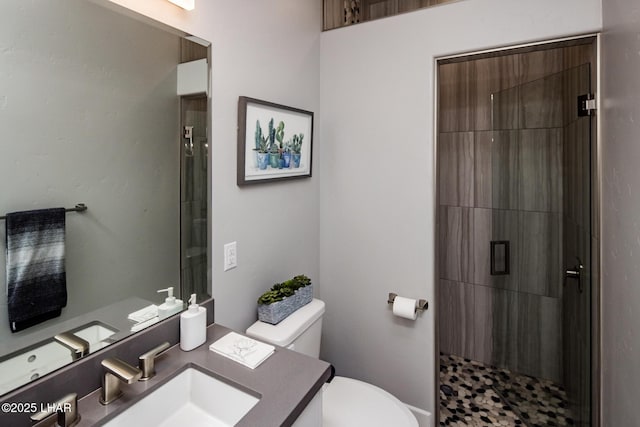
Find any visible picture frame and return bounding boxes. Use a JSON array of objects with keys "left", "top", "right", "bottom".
[{"left": 237, "top": 96, "right": 313, "bottom": 186}]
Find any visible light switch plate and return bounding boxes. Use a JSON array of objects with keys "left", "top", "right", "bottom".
[{"left": 224, "top": 241, "right": 237, "bottom": 271}]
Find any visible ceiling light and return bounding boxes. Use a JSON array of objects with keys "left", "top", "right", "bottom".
[{"left": 168, "top": 0, "right": 195, "bottom": 11}]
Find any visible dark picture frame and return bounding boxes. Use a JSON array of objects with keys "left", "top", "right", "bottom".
[{"left": 237, "top": 96, "right": 314, "bottom": 186}]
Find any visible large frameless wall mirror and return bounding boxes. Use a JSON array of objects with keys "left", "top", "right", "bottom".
[{"left": 0, "top": 0, "right": 211, "bottom": 396}]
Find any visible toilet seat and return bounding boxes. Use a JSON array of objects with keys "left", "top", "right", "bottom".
[{"left": 322, "top": 376, "right": 418, "bottom": 427}]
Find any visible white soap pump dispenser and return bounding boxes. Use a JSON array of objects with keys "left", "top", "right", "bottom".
[
  {"left": 180, "top": 294, "right": 206, "bottom": 351},
  {"left": 157, "top": 287, "right": 184, "bottom": 320}
]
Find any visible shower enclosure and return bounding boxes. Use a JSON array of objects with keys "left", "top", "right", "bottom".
[
  {"left": 437, "top": 38, "right": 598, "bottom": 426},
  {"left": 180, "top": 96, "right": 208, "bottom": 301},
  {"left": 179, "top": 39, "right": 210, "bottom": 303}
]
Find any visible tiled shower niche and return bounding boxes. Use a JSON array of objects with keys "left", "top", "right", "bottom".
[{"left": 438, "top": 40, "right": 596, "bottom": 425}]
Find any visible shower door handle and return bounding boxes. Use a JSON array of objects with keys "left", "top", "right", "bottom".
[{"left": 564, "top": 257, "right": 584, "bottom": 293}]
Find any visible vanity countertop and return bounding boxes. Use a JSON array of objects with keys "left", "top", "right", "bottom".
[{"left": 75, "top": 324, "right": 332, "bottom": 427}]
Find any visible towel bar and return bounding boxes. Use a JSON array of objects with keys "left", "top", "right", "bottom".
[
  {"left": 387, "top": 292, "right": 428, "bottom": 312},
  {"left": 0, "top": 203, "right": 88, "bottom": 220}
]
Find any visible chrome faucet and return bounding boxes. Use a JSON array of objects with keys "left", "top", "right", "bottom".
[
  {"left": 54, "top": 332, "right": 90, "bottom": 360},
  {"left": 30, "top": 392, "right": 80, "bottom": 427},
  {"left": 138, "top": 342, "right": 170, "bottom": 381},
  {"left": 100, "top": 358, "right": 142, "bottom": 405}
]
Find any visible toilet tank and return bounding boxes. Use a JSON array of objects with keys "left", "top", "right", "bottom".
[{"left": 246, "top": 299, "right": 325, "bottom": 358}]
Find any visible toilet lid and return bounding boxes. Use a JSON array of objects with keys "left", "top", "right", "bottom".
[{"left": 322, "top": 376, "right": 418, "bottom": 427}]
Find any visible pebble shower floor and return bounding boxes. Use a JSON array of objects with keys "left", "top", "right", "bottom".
[{"left": 439, "top": 353, "right": 576, "bottom": 426}]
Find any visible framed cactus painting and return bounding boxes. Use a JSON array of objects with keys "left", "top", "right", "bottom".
[{"left": 237, "top": 96, "right": 313, "bottom": 185}]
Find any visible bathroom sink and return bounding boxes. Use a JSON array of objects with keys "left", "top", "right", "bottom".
[
  {"left": 0, "top": 340, "right": 72, "bottom": 395},
  {"left": 103, "top": 366, "right": 260, "bottom": 427},
  {"left": 0, "top": 322, "right": 118, "bottom": 394},
  {"left": 70, "top": 321, "right": 117, "bottom": 352}
]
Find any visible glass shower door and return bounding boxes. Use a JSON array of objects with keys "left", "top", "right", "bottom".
[
  {"left": 180, "top": 96, "right": 208, "bottom": 302},
  {"left": 561, "top": 63, "right": 593, "bottom": 427},
  {"left": 488, "top": 62, "right": 593, "bottom": 425}
]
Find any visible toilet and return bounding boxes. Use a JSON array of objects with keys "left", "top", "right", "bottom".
[{"left": 246, "top": 299, "right": 418, "bottom": 427}]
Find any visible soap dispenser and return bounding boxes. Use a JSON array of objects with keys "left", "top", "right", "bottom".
[
  {"left": 180, "top": 294, "right": 206, "bottom": 351},
  {"left": 157, "top": 287, "right": 184, "bottom": 320}
]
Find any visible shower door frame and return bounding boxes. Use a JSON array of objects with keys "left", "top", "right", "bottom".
[{"left": 433, "top": 34, "right": 602, "bottom": 426}]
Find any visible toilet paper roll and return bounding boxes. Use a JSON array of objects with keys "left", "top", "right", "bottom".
[{"left": 392, "top": 296, "right": 418, "bottom": 320}]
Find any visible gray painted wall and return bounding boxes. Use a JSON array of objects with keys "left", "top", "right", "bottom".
[
  {"left": 601, "top": 0, "right": 640, "bottom": 424},
  {"left": 104, "top": 0, "right": 322, "bottom": 332},
  {"left": 319, "top": 0, "right": 601, "bottom": 414},
  {"left": 0, "top": 0, "right": 180, "bottom": 343}
]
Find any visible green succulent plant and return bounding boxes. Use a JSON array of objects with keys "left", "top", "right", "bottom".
[
  {"left": 268, "top": 118, "right": 275, "bottom": 146},
  {"left": 291, "top": 134, "right": 304, "bottom": 154},
  {"left": 253, "top": 120, "right": 271, "bottom": 153},
  {"left": 275, "top": 121, "right": 285, "bottom": 145},
  {"left": 293, "top": 274, "right": 311, "bottom": 287},
  {"left": 257, "top": 290, "right": 285, "bottom": 305},
  {"left": 254, "top": 120, "right": 263, "bottom": 151},
  {"left": 257, "top": 274, "right": 312, "bottom": 305}
]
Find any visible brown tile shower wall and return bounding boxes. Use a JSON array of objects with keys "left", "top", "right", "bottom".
[{"left": 438, "top": 46, "right": 592, "bottom": 384}]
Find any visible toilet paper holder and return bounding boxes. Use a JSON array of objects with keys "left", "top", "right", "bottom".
[{"left": 387, "top": 293, "right": 428, "bottom": 312}]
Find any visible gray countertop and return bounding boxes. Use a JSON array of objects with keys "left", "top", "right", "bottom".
[{"left": 74, "top": 324, "right": 332, "bottom": 427}]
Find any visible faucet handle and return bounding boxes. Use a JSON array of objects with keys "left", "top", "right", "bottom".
[
  {"left": 100, "top": 358, "right": 142, "bottom": 405},
  {"left": 101, "top": 358, "right": 142, "bottom": 383},
  {"left": 30, "top": 392, "right": 80, "bottom": 427},
  {"left": 54, "top": 332, "right": 90, "bottom": 360},
  {"left": 138, "top": 341, "right": 171, "bottom": 381}
]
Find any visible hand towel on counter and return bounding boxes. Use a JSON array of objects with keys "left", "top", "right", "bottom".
[
  {"left": 127, "top": 304, "right": 159, "bottom": 323},
  {"left": 209, "top": 332, "right": 275, "bottom": 369},
  {"left": 5, "top": 208, "right": 67, "bottom": 332}
]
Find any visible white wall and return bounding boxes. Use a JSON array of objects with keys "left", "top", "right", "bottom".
[
  {"left": 601, "top": 0, "right": 640, "bottom": 424},
  {"left": 319, "top": 0, "right": 601, "bottom": 413},
  {"left": 0, "top": 0, "right": 180, "bottom": 342},
  {"left": 104, "top": 0, "right": 323, "bottom": 331}
]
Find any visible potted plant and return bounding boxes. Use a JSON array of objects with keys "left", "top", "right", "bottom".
[
  {"left": 253, "top": 120, "right": 270, "bottom": 170},
  {"left": 257, "top": 275, "right": 313, "bottom": 324},
  {"left": 282, "top": 140, "right": 292, "bottom": 168},
  {"left": 269, "top": 143, "right": 281, "bottom": 169},
  {"left": 269, "top": 121, "right": 285, "bottom": 169},
  {"left": 291, "top": 133, "right": 304, "bottom": 168}
]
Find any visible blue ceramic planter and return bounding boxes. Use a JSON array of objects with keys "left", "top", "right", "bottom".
[
  {"left": 292, "top": 153, "right": 301, "bottom": 168},
  {"left": 283, "top": 152, "right": 291, "bottom": 168},
  {"left": 256, "top": 152, "right": 269, "bottom": 170},
  {"left": 269, "top": 153, "right": 280, "bottom": 168}
]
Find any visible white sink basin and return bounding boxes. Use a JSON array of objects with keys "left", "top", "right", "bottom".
[
  {"left": 0, "top": 341, "right": 72, "bottom": 395},
  {"left": 0, "top": 322, "right": 118, "bottom": 394},
  {"left": 104, "top": 367, "right": 260, "bottom": 427},
  {"left": 71, "top": 322, "right": 117, "bottom": 352}
]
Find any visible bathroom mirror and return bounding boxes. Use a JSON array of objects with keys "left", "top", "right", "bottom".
[{"left": 0, "top": 0, "right": 211, "bottom": 395}]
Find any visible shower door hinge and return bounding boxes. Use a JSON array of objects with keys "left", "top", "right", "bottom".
[{"left": 578, "top": 93, "right": 596, "bottom": 117}]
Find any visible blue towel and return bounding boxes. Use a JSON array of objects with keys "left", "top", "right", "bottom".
[{"left": 6, "top": 208, "right": 67, "bottom": 332}]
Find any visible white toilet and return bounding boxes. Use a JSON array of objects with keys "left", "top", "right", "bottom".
[{"left": 246, "top": 299, "right": 418, "bottom": 427}]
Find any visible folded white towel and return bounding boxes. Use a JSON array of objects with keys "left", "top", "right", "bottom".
[
  {"left": 128, "top": 305, "right": 158, "bottom": 323},
  {"left": 130, "top": 316, "right": 160, "bottom": 332},
  {"left": 209, "top": 332, "right": 275, "bottom": 369}
]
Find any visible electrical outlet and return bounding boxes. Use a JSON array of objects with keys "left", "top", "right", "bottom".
[{"left": 224, "top": 241, "right": 237, "bottom": 271}]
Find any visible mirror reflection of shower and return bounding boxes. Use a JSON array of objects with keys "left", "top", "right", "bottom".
[
  {"left": 179, "top": 37, "right": 210, "bottom": 303},
  {"left": 184, "top": 126, "right": 194, "bottom": 157}
]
